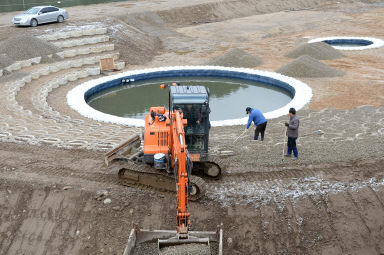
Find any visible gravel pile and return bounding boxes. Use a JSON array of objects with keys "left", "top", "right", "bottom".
[
  {"left": 276, "top": 55, "right": 345, "bottom": 78},
  {"left": 0, "top": 35, "right": 62, "bottom": 62},
  {"left": 285, "top": 42, "right": 344, "bottom": 60},
  {"left": 159, "top": 243, "right": 211, "bottom": 255},
  {"left": 205, "top": 48, "right": 263, "bottom": 68},
  {"left": 0, "top": 54, "right": 13, "bottom": 69},
  {"left": 106, "top": 18, "right": 161, "bottom": 65},
  {"left": 133, "top": 240, "right": 218, "bottom": 255}
]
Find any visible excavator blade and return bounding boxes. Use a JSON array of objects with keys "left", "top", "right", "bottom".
[
  {"left": 104, "top": 134, "right": 141, "bottom": 166},
  {"left": 123, "top": 227, "right": 223, "bottom": 255}
]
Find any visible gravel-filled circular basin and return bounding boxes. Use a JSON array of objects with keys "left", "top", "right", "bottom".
[
  {"left": 67, "top": 66, "right": 312, "bottom": 127},
  {"left": 308, "top": 36, "right": 384, "bottom": 50}
]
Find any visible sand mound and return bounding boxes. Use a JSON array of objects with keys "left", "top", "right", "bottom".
[
  {"left": 277, "top": 55, "right": 345, "bottom": 78},
  {"left": 0, "top": 35, "right": 62, "bottom": 62},
  {"left": 107, "top": 18, "right": 161, "bottom": 65},
  {"left": 285, "top": 42, "right": 343, "bottom": 60},
  {"left": 205, "top": 48, "right": 262, "bottom": 68},
  {"left": 0, "top": 54, "right": 13, "bottom": 69}
]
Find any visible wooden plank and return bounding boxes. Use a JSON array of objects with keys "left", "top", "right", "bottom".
[{"left": 99, "top": 57, "right": 115, "bottom": 72}]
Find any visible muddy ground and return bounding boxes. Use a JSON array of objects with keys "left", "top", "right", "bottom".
[{"left": 0, "top": 0, "right": 384, "bottom": 254}]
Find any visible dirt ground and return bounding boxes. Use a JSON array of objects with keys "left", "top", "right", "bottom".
[{"left": 1, "top": 0, "right": 384, "bottom": 254}]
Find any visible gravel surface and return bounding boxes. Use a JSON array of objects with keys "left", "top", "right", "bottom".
[
  {"left": 205, "top": 48, "right": 263, "bottom": 68},
  {"left": 285, "top": 41, "right": 344, "bottom": 60},
  {"left": 276, "top": 55, "right": 345, "bottom": 77},
  {"left": 209, "top": 105, "right": 384, "bottom": 171},
  {"left": 0, "top": 53, "right": 13, "bottom": 68},
  {"left": 0, "top": 35, "right": 62, "bottom": 62}
]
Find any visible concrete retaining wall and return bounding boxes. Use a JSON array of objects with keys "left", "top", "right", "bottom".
[{"left": 68, "top": 66, "right": 312, "bottom": 127}]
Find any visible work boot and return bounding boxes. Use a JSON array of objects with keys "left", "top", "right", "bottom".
[
  {"left": 292, "top": 156, "right": 298, "bottom": 160},
  {"left": 284, "top": 154, "right": 291, "bottom": 157}
]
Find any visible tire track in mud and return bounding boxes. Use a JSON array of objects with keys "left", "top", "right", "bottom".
[
  {"left": 0, "top": 154, "right": 383, "bottom": 206},
  {"left": 0, "top": 162, "right": 121, "bottom": 192},
  {"left": 307, "top": 194, "right": 344, "bottom": 252},
  {"left": 317, "top": 194, "right": 346, "bottom": 254},
  {"left": 221, "top": 159, "right": 383, "bottom": 183},
  {"left": 367, "top": 185, "right": 384, "bottom": 209},
  {"left": 285, "top": 198, "right": 303, "bottom": 254},
  {"left": 347, "top": 189, "right": 384, "bottom": 253},
  {"left": 205, "top": 159, "right": 384, "bottom": 233}
]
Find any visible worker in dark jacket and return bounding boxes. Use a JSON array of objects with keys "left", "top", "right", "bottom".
[
  {"left": 285, "top": 107, "right": 300, "bottom": 160},
  {"left": 246, "top": 107, "right": 267, "bottom": 141}
]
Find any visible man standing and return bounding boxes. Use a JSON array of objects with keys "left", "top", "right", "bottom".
[
  {"left": 246, "top": 107, "right": 267, "bottom": 141},
  {"left": 285, "top": 107, "right": 300, "bottom": 160}
]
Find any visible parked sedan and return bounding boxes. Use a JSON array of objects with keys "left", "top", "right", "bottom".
[{"left": 12, "top": 6, "right": 69, "bottom": 27}]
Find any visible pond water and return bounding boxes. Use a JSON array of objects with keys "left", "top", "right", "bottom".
[
  {"left": 86, "top": 76, "right": 293, "bottom": 121},
  {"left": 324, "top": 39, "right": 373, "bottom": 47},
  {"left": 326, "top": 43, "right": 373, "bottom": 47},
  {"left": 0, "top": 0, "right": 128, "bottom": 13}
]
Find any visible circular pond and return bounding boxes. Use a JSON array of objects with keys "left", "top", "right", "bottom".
[
  {"left": 67, "top": 66, "right": 312, "bottom": 127},
  {"left": 86, "top": 76, "right": 293, "bottom": 121},
  {"left": 308, "top": 36, "right": 384, "bottom": 50}
]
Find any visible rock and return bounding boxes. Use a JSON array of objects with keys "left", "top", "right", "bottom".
[
  {"left": 96, "top": 190, "right": 109, "bottom": 197},
  {"left": 103, "top": 198, "right": 112, "bottom": 204},
  {"left": 227, "top": 237, "right": 233, "bottom": 246},
  {"left": 112, "top": 206, "right": 121, "bottom": 211},
  {"left": 63, "top": 186, "right": 72, "bottom": 190},
  {"left": 129, "top": 209, "right": 134, "bottom": 214},
  {"left": 76, "top": 230, "right": 80, "bottom": 236},
  {"left": 219, "top": 150, "right": 235, "bottom": 156}
]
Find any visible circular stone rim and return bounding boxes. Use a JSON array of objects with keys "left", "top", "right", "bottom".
[
  {"left": 308, "top": 36, "right": 384, "bottom": 50},
  {"left": 67, "top": 66, "right": 312, "bottom": 127}
]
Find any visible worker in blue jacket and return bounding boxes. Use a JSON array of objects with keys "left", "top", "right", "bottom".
[{"left": 245, "top": 107, "right": 268, "bottom": 141}]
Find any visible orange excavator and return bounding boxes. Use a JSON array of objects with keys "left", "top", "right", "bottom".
[
  {"left": 105, "top": 84, "right": 223, "bottom": 201},
  {"left": 106, "top": 84, "right": 223, "bottom": 254}
]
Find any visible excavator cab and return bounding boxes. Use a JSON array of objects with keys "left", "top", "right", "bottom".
[{"left": 170, "top": 85, "right": 210, "bottom": 159}]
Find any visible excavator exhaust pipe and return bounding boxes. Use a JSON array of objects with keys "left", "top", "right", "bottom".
[{"left": 123, "top": 226, "right": 223, "bottom": 255}]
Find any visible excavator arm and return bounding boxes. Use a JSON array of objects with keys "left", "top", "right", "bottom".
[{"left": 170, "top": 110, "right": 191, "bottom": 236}]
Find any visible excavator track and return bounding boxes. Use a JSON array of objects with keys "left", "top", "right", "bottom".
[
  {"left": 192, "top": 155, "right": 225, "bottom": 180},
  {"left": 115, "top": 160, "right": 206, "bottom": 201}
]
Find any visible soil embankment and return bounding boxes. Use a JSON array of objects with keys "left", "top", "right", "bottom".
[{"left": 0, "top": 0, "right": 384, "bottom": 254}]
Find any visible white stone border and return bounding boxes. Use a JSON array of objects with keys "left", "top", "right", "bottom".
[
  {"left": 67, "top": 66, "right": 312, "bottom": 127},
  {"left": 308, "top": 36, "right": 384, "bottom": 50}
]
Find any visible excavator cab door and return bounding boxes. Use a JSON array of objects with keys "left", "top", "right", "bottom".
[{"left": 169, "top": 86, "right": 210, "bottom": 156}]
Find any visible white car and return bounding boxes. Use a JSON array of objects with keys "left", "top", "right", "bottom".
[{"left": 12, "top": 6, "right": 69, "bottom": 27}]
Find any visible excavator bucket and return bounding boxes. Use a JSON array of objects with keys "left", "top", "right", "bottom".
[{"left": 123, "top": 227, "right": 223, "bottom": 255}]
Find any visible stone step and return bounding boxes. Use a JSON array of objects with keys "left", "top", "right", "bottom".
[
  {"left": 37, "top": 27, "right": 108, "bottom": 41},
  {"left": 52, "top": 35, "right": 110, "bottom": 48},
  {"left": 56, "top": 43, "right": 115, "bottom": 58}
]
